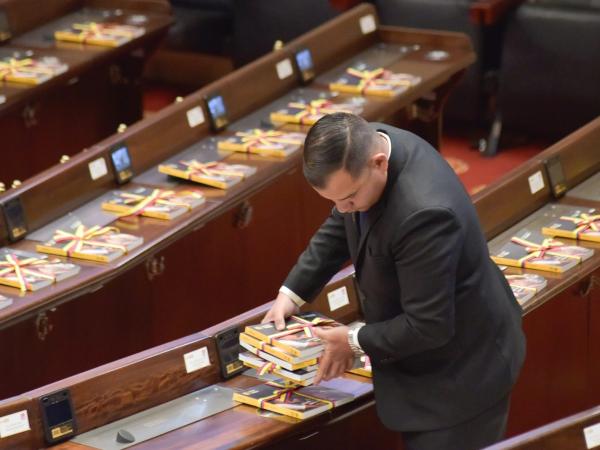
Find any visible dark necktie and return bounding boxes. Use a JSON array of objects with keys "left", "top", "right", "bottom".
[{"left": 357, "top": 211, "right": 368, "bottom": 236}]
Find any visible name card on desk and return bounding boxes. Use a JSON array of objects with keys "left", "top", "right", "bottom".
[
  {"left": 528, "top": 170, "right": 545, "bottom": 195},
  {"left": 276, "top": 59, "right": 293, "bottom": 80},
  {"left": 0, "top": 410, "right": 30, "bottom": 438},
  {"left": 88, "top": 157, "right": 108, "bottom": 181},
  {"left": 184, "top": 347, "right": 210, "bottom": 373},
  {"left": 186, "top": 106, "right": 205, "bottom": 128},
  {"left": 360, "top": 14, "right": 376, "bottom": 34},
  {"left": 328, "top": 286, "right": 350, "bottom": 311},
  {"left": 585, "top": 422, "right": 600, "bottom": 449}
]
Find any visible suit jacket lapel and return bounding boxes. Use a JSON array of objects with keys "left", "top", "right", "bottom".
[
  {"left": 356, "top": 203, "right": 385, "bottom": 263},
  {"left": 354, "top": 125, "right": 406, "bottom": 266}
]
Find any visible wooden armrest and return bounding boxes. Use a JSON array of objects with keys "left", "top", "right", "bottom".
[
  {"left": 329, "top": 0, "right": 362, "bottom": 12},
  {"left": 86, "top": 0, "right": 173, "bottom": 15},
  {"left": 469, "top": 0, "right": 526, "bottom": 26}
]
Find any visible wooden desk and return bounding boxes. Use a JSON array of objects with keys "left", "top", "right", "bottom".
[
  {"left": 0, "top": 0, "right": 172, "bottom": 184},
  {"left": 472, "top": 116, "right": 600, "bottom": 436},
  {"left": 0, "top": 4, "right": 475, "bottom": 398},
  {"left": 2, "top": 114, "right": 600, "bottom": 449},
  {"left": 0, "top": 268, "right": 404, "bottom": 450},
  {"left": 485, "top": 405, "right": 600, "bottom": 449}
]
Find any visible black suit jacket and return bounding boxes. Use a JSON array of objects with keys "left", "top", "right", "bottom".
[{"left": 283, "top": 123, "right": 526, "bottom": 431}]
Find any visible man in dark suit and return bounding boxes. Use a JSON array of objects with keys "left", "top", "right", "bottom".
[{"left": 262, "top": 113, "right": 525, "bottom": 449}]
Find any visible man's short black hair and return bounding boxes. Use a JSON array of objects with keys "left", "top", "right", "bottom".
[{"left": 303, "top": 112, "right": 377, "bottom": 188}]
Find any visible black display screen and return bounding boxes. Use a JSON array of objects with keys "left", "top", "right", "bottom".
[
  {"left": 205, "top": 93, "right": 229, "bottom": 131},
  {"left": 295, "top": 48, "right": 313, "bottom": 72},
  {"left": 2, "top": 197, "right": 27, "bottom": 241},
  {"left": 111, "top": 145, "right": 132, "bottom": 173},
  {"left": 46, "top": 399, "right": 72, "bottom": 426}
]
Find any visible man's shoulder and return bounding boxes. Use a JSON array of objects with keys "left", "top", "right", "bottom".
[{"left": 368, "top": 122, "right": 425, "bottom": 144}]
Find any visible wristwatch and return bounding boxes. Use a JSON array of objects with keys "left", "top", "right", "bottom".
[{"left": 347, "top": 326, "right": 364, "bottom": 357}]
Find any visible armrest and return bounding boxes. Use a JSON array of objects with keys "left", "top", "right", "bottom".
[
  {"left": 86, "top": 0, "right": 173, "bottom": 15},
  {"left": 469, "top": 0, "right": 525, "bottom": 26},
  {"left": 329, "top": 0, "right": 362, "bottom": 12}
]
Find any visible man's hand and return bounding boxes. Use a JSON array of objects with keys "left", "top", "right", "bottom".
[
  {"left": 313, "top": 325, "right": 355, "bottom": 384},
  {"left": 261, "top": 292, "right": 300, "bottom": 330}
]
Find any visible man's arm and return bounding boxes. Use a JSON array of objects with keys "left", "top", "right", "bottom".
[
  {"left": 262, "top": 207, "right": 350, "bottom": 329},
  {"left": 283, "top": 206, "right": 350, "bottom": 301},
  {"left": 357, "top": 207, "right": 465, "bottom": 364}
]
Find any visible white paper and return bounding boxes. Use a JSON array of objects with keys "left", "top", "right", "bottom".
[
  {"left": 88, "top": 157, "right": 108, "bottom": 181},
  {"left": 327, "top": 286, "right": 350, "bottom": 311},
  {"left": 528, "top": 170, "right": 545, "bottom": 195},
  {"left": 276, "top": 59, "right": 293, "bottom": 80},
  {"left": 0, "top": 297, "right": 13, "bottom": 310},
  {"left": 186, "top": 106, "right": 205, "bottom": 128},
  {"left": 0, "top": 95, "right": 6, "bottom": 105},
  {"left": 584, "top": 422, "right": 600, "bottom": 449},
  {"left": 183, "top": 347, "right": 210, "bottom": 373},
  {"left": 359, "top": 14, "right": 376, "bottom": 34},
  {"left": 0, "top": 410, "right": 30, "bottom": 438}
]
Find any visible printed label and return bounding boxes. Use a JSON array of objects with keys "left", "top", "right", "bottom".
[
  {"left": 88, "top": 157, "right": 108, "bottom": 181},
  {"left": 276, "top": 59, "right": 293, "bottom": 80},
  {"left": 584, "top": 422, "right": 600, "bottom": 449},
  {"left": 186, "top": 106, "right": 205, "bottom": 128},
  {"left": 528, "top": 171, "right": 545, "bottom": 194},
  {"left": 184, "top": 347, "right": 210, "bottom": 373},
  {"left": 327, "top": 286, "right": 350, "bottom": 311},
  {"left": 0, "top": 410, "right": 30, "bottom": 438},
  {"left": 359, "top": 14, "right": 376, "bottom": 34}
]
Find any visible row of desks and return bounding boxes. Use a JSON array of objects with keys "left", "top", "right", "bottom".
[
  {"left": 3, "top": 119, "right": 600, "bottom": 448},
  {"left": 0, "top": 0, "right": 172, "bottom": 184},
  {"left": 0, "top": 3, "right": 476, "bottom": 398},
  {"left": 0, "top": 4, "right": 597, "bottom": 448},
  {"left": 38, "top": 116, "right": 599, "bottom": 449}
]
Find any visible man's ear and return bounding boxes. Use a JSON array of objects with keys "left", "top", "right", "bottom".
[{"left": 372, "top": 152, "right": 389, "bottom": 171}]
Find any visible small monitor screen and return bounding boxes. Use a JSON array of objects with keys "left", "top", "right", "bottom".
[
  {"left": 46, "top": 400, "right": 72, "bottom": 427},
  {"left": 111, "top": 146, "right": 131, "bottom": 173},
  {"left": 205, "top": 93, "right": 228, "bottom": 131},
  {"left": 207, "top": 95, "right": 226, "bottom": 119},
  {"left": 295, "top": 49, "right": 313, "bottom": 72}
]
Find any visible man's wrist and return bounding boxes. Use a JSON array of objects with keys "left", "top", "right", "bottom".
[
  {"left": 347, "top": 325, "right": 364, "bottom": 356},
  {"left": 279, "top": 286, "right": 305, "bottom": 307}
]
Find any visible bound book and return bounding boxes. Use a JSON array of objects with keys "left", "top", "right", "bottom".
[
  {"left": 217, "top": 129, "right": 305, "bottom": 158},
  {"left": 233, "top": 380, "right": 354, "bottom": 420},
  {"left": 0, "top": 248, "right": 80, "bottom": 292},
  {"left": 0, "top": 294, "right": 12, "bottom": 310},
  {"left": 0, "top": 55, "right": 68, "bottom": 85},
  {"left": 329, "top": 64, "right": 421, "bottom": 98},
  {"left": 505, "top": 274, "right": 547, "bottom": 306},
  {"left": 54, "top": 22, "right": 144, "bottom": 47},
  {"left": 348, "top": 355, "right": 372, "bottom": 378},
  {"left": 490, "top": 229, "right": 593, "bottom": 273},
  {"left": 238, "top": 351, "right": 317, "bottom": 386},
  {"left": 158, "top": 160, "right": 257, "bottom": 189},
  {"left": 542, "top": 212, "right": 600, "bottom": 243},
  {"left": 101, "top": 187, "right": 205, "bottom": 220},
  {"left": 244, "top": 312, "right": 338, "bottom": 358},
  {"left": 36, "top": 225, "right": 143, "bottom": 263},
  {"left": 269, "top": 99, "right": 363, "bottom": 126},
  {"left": 239, "top": 335, "right": 318, "bottom": 371}
]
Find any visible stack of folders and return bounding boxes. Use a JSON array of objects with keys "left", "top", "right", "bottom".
[{"left": 234, "top": 312, "right": 355, "bottom": 419}]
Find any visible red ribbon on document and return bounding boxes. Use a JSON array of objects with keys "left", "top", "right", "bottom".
[
  {"left": 53, "top": 225, "right": 127, "bottom": 256},
  {"left": 0, "top": 254, "right": 56, "bottom": 292}
]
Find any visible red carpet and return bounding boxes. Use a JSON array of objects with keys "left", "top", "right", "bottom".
[
  {"left": 441, "top": 133, "right": 544, "bottom": 194},
  {"left": 143, "top": 86, "right": 545, "bottom": 193}
]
